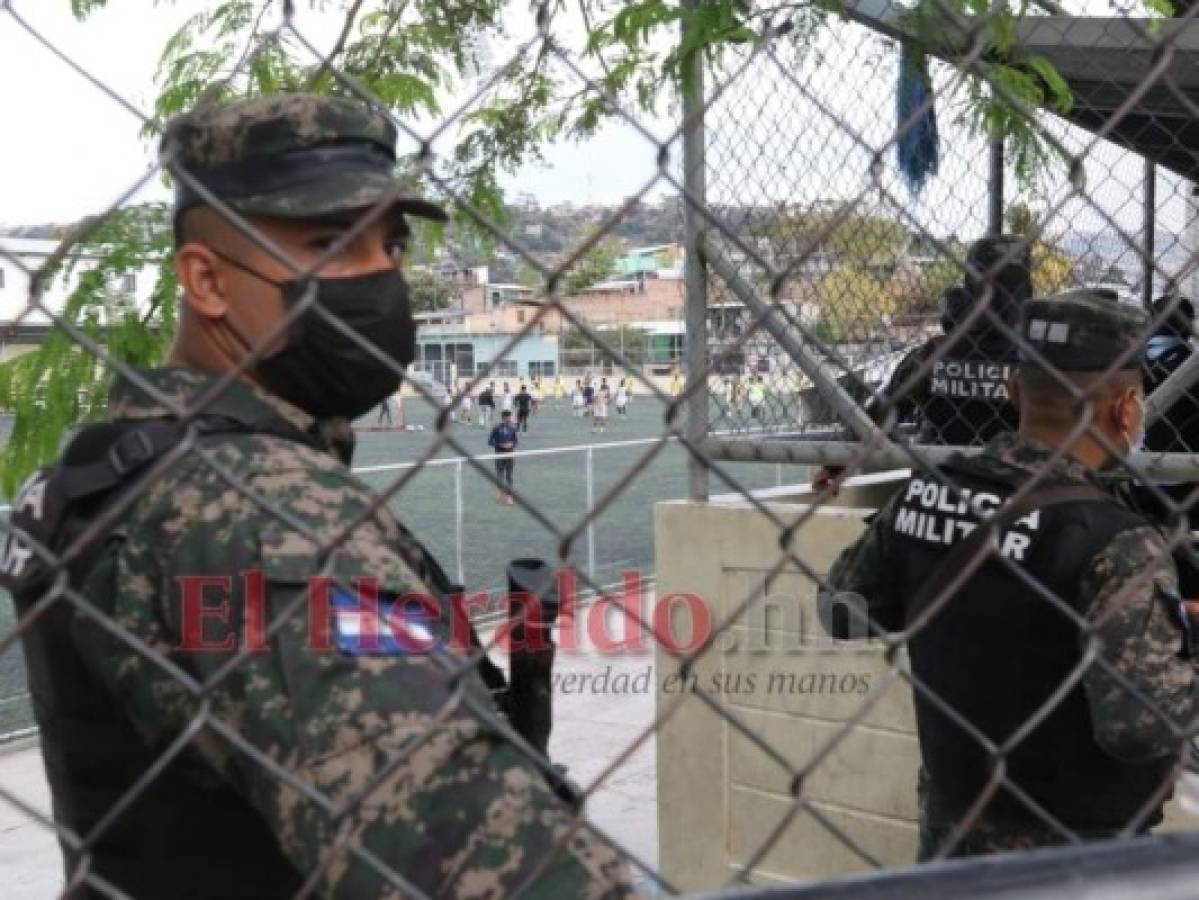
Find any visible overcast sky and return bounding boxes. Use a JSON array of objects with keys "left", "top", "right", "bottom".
[
  {"left": 0, "top": 1, "right": 675, "bottom": 227},
  {"left": 1, "top": 0, "right": 1189, "bottom": 271}
]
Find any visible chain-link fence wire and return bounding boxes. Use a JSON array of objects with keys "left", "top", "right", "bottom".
[
  {"left": 689, "top": 0, "right": 1199, "bottom": 883},
  {"left": 704, "top": 6, "right": 1199, "bottom": 453},
  {"left": 0, "top": 3, "right": 819, "bottom": 895},
  {"left": 3, "top": 0, "right": 1199, "bottom": 896}
]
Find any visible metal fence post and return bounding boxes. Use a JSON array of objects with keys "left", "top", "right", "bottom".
[
  {"left": 988, "top": 134, "right": 1005, "bottom": 235},
  {"left": 1143, "top": 157, "right": 1156, "bottom": 307},
  {"left": 683, "top": 0, "right": 710, "bottom": 502},
  {"left": 1187, "top": 184, "right": 1199, "bottom": 301},
  {"left": 585, "top": 445, "right": 596, "bottom": 580},
  {"left": 454, "top": 458, "right": 465, "bottom": 585}
]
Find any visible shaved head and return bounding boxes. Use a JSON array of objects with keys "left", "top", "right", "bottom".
[
  {"left": 1012, "top": 364, "right": 1146, "bottom": 468},
  {"left": 1016, "top": 365, "right": 1142, "bottom": 428},
  {"left": 176, "top": 206, "right": 240, "bottom": 255}
]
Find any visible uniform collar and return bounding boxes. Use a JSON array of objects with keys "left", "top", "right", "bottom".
[
  {"left": 981, "top": 432, "right": 1099, "bottom": 486},
  {"left": 107, "top": 366, "right": 355, "bottom": 462}
]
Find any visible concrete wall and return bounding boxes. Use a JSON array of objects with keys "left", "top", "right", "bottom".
[{"left": 653, "top": 477, "right": 1199, "bottom": 891}]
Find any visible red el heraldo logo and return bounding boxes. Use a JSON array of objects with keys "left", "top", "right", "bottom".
[{"left": 175, "top": 568, "right": 712, "bottom": 656}]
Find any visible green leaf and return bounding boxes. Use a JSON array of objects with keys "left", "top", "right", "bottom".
[
  {"left": 1025, "top": 54, "right": 1073, "bottom": 115},
  {"left": 69, "top": 0, "right": 108, "bottom": 20},
  {"left": 0, "top": 204, "right": 176, "bottom": 495}
]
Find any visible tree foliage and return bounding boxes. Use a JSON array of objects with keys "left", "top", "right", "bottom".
[
  {"left": 1005, "top": 202, "right": 1075, "bottom": 295},
  {"left": 753, "top": 208, "right": 912, "bottom": 272},
  {"left": 814, "top": 266, "right": 899, "bottom": 340},
  {"left": 562, "top": 240, "right": 621, "bottom": 295},
  {"left": 898, "top": 257, "right": 962, "bottom": 318},
  {"left": 905, "top": 0, "right": 1164, "bottom": 185},
  {"left": 1031, "top": 241, "right": 1074, "bottom": 295},
  {"left": 406, "top": 268, "right": 455, "bottom": 311},
  {"left": 0, "top": 205, "right": 177, "bottom": 494}
]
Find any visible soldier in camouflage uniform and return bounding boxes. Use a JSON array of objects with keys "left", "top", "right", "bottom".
[
  {"left": 4, "top": 94, "right": 634, "bottom": 898},
  {"left": 819, "top": 290, "right": 1199, "bottom": 860}
]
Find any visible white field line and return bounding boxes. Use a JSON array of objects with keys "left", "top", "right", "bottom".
[{"left": 0, "top": 427, "right": 811, "bottom": 511}]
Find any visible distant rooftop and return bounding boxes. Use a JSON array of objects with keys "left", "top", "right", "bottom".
[
  {"left": 0, "top": 236, "right": 61, "bottom": 256},
  {"left": 0, "top": 236, "right": 112, "bottom": 262}
]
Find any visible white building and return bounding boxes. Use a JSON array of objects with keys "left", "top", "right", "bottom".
[{"left": 0, "top": 236, "right": 161, "bottom": 335}]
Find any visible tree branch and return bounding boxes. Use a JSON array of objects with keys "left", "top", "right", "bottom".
[
  {"left": 226, "top": 0, "right": 276, "bottom": 91},
  {"left": 307, "top": 0, "right": 368, "bottom": 88},
  {"left": 577, "top": 0, "right": 615, "bottom": 83}
]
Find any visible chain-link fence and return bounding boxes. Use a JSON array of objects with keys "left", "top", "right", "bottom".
[
  {"left": 703, "top": 5, "right": 1199, "bottom": 448},
  {"left": 689, "top": 0, "right": 1199, "bottom": 890},
  {"left": 5, "top": 0, "right": 1199, "bottom": 897}
]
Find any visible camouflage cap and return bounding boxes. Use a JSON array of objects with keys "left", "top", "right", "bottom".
[
  {"left": 1020, "top": 289, "right": 1148, "bottom": 371},
  {"left": 161, "top": 93, "right": 447, "bottom": 223},
  {"left": 963, "top": 234, "right": 1032, "bottom": 328},
  {"left": 965, "top": 234, "right": 1031, "bottom": 278},
  {"left": 940, "top": 285, "right": 972, "bottom": 332}
]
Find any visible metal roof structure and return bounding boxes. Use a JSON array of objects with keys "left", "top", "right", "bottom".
[
  {"left": 843, "top": 1, "right": 1199, "bottom": 181},
  {"left": 1014, "top": 17, "right": 1199, "bottom": 180}
]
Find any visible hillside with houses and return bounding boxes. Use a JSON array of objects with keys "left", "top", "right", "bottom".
[{"left": 0, "top": 200, "right": 1154, "bottom": 384}]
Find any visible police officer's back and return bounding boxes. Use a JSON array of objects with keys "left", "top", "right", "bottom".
[
  {"left": 815, "top": 236, "right": 1029, "bottom": 494},
  {"left": 868, "top": 284, "right": 972, "bottom": 434},
  {"left": 0, "top": 94, "right": 633, "bottom": 898},
  {"left": 887, "top": 235, "right": 1029, "bottom": 445},
  {"left": 821, "top": 290, "right": 1198, "bottom": 859}
]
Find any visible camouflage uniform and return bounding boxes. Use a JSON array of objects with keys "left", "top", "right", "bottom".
[
  {"left": 88, "top": 368, "right": 632, "bottom": 896},
  {"left": 9, "top": 94, "right": 636, "bottom": 897},
  {"left": 822, "top": 291, "right": 1199, "bottom": 860}
]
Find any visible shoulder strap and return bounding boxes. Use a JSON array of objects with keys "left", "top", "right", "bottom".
[
  {"left": 14, "top": 403, "right": 511, "bottom": 691},
  {"left": 56, "top": 395, "right": 319, "bottom": 504},
  {"left": 2, "top": 401, "right": 322, "bottom": 588},
  {"left": 56, "top": 420, "right": 190, "bottom": 502},
  {"left": 905, "top": 482, "right": 1112, "bottom": 626}
]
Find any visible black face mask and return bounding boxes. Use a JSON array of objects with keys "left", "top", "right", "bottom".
[{"left": 213, "top": 251, "right": 416, "bottom": 421}]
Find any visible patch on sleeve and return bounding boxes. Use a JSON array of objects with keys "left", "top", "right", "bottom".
[{"left": 330, "top": 585, "right": 440, "bottom": 656}]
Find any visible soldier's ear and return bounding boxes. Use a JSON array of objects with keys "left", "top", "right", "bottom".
[
  {"left": 1115, "top": 385, "right": 1143, "bottom": 433},
  {"left": 175, "top": 242, "right": 232, "bottom": 320}
]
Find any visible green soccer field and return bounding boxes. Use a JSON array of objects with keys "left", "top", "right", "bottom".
[
  {"left": 353, "top": 391, "right": 811, "bottom": 594},
  {"left": 0, "top": 390, "right": 811, "bottom": 738}
]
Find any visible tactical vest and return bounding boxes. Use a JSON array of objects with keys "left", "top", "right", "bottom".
[
  {"left": 0, "top": 405, "right": 320, "bottom": 898},
  {"left": 919, "top": 333, "right": 1018, "bottom": 446},
  {"left": 1, "top": 400, "right": 519, "bottom": 899},
  {"left": 889, "top": 456, "right": 1177, "bottom": 831}
]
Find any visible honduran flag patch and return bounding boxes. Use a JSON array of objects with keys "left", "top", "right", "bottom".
[{"left": 330, "top": 586, "right": 439, "bottom": 656}]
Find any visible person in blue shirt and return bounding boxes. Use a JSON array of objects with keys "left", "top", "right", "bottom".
[{"left": 488, "top": 409, "right": 519, "bottom": 505}]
